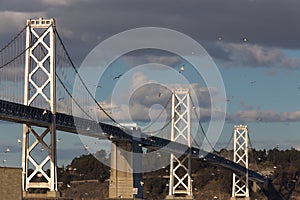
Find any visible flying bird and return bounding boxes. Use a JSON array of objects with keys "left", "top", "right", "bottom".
[
  {"left": 179, "top": 65, "right": 185, "bottom": 73},
  {"left": 250, "top": 81, "right": 256, "bottom": 84},
  {"left": 93, "top": 84, "right": 102, "bottom": 88},
  {"left": 241, "top": 37, "right": 248, "bottom": 42},
  {"left": 17, "top": 138, "right": 21, "bottom": 144},
  {"left": 58, "top": 97, "right": 64, "bottom": 101},
  {"left": 5, "top": 147, "right": 10, "bottom": 153},
  {"left": 113, "top": 74, "right": 123, "bottom": 80}
]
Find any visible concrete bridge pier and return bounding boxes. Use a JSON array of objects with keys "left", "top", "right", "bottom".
[
  {"left": 230, "top": 198, "right": 250, "bottom": 200},
  {"left": 165, "top": 195, "right": 193, "bottom": 200},
  {"left": 108, "top": 137, "right": 143, "bottom": 200}
]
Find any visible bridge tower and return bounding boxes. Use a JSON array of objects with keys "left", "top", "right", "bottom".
[
  {"left": 22, "top": 18, "right": 58, "bottom": 198},
  {"left": 166, "top": 89, "right": 193, "bottom": 200},
  {"left": 231, "top": 125, "right": 250, "bottom": 200}
]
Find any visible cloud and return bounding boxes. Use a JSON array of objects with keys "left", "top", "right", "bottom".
[
  {"left": 215, "top": 42, "right": 300, "bottom": 69},
  {"left": 123, "top": 54, "right": 182, "bottom": 71},
  {"left": 144, "top": 55, "right": 181, "bottom": 66},
  {"left": 92, "top": 72, "right": 224, "bottom": 123},
  {"left": 2, "top": 0, "right": 300, "bottom": 66},
  {"left": 239, "top": 101, "right": 254, "bottom": 110},
  {"left": 130, "top": 71, "right": 150, "bottom": 91},
  {"left": 227, "top": 109, "right": 300, "bottom": 123},
  {"left": 0, "top": 11, "right": 46, "bottom": 34},
  {"left": 94, "top": 77, "right": 173, "bottom": 122},
  {"left": 41, "top": 0, "right": 72, "bottom": 6},
  {"left": 0, "top": 0, "right": 46, "bottom": 12},
  {"left": 190, "top": 84, "right": 215, "bottom": 108}
]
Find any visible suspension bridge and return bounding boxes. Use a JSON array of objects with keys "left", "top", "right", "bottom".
[{"left": 0, "top": 17, "right": 287, "bottom": 200}]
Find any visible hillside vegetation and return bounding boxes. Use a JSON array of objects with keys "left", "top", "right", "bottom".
[{"left": 58, "top": 148, "right": 300, "bottom": 200}]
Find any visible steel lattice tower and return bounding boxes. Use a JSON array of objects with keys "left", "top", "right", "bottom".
[
  {"left": 231, "top": 125, "right": 250, "bottom": 200},
  {"left": 22, "top": 18, "right": 58, "bottom": 197},
  {"left": 167, "top": 89, "right": 193, "bottom": 200}
]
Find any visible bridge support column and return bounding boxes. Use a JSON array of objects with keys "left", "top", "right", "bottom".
[
  {"left": 109, "top": 137, "right": 143, "bottom": 200},
  {"left": 231, "top": 125, "right": 250, "bottom": 200},
  {"left": 22, "top": 18, "right": 59, "bottom": 197},
  {"left": 166, "top": 89, "right": 193, "bottom": 200}
]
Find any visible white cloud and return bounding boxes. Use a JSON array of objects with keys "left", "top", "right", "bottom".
[
  {"left": 93, "top": 72, "right": 224, "bottom": 123},
  {"left": 218, "top": 43, "right": 300, "bottom": 69},
  {"left": 41, "top": 0, "right": 72, "bottom": 6},
  {"left": 130, "top": 71, "right": 150, "bottom": 90},
  {"left": 144, "top": 55, "right": 181, "bottom": 67}
]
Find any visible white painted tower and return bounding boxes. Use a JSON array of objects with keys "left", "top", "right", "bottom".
[
  {"left": 166, "top": 89, "right": 193, "bottom": 200},
  {"left": 22, "top": 18, "right": 58, "bottom": 197},
  {"left": 231, "top": 125, "right": 250, "bottom": 200}
]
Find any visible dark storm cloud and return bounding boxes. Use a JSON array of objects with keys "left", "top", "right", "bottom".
[
  {"left": 47, "top": 0, "right": 300, "bottom": 47},
  {"left": 0, "top": 0, "right": 47, "bottom": 12},
  {"left": 1, "top": 0, "right": 300, "bottom": 65}
]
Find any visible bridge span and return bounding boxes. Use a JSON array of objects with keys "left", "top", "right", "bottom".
[{"left": 0, "top": 98, "right": 283, "bottom": 199}]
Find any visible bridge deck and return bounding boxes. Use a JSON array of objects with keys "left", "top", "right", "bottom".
[
  {"left": 0, "top": 99, "right": 266, "bottom": 182},
  {"left": 0, "top": 99, "right": 282, "bottom": 199}
]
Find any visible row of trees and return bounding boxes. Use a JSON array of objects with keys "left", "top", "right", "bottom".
[{"left": 58, "top": 147, "right": 300, "bottom": 199}]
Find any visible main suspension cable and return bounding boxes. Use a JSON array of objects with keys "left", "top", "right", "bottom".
[
  {"left": 142, "top": 95, "right": 172, "bottom": 133},
  {"left": 54, "top": 29, "right": 129, "bottom": 130},
  {"left": 190, "top": 96, "right": 217, "bottom": 152},
  {"left": 0, "top": 24, "right": 52, "bottom": 69},
  {"left": 0, "top": 25, "right": 27, "bottom": 53}
]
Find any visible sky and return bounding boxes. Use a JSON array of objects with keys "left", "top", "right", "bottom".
[{"left": 1, "top": 0, "right": 300, "bottom": 167}]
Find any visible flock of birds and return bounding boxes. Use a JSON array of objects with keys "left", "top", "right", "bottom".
[
  {"left": 1, "top": 137, "right": 64, "bottom": 164},
  {"left": 2, "top": 35, "right": 290, "bottom": 165},
  {"left": 67, "top": 36, "right": 249, "bottom": 103},
  {"left": 218, "top": 36, "right": 249, "bottom": 43},
  {"left": 0, "top": 134, "right": 107, "bottom": 165}
]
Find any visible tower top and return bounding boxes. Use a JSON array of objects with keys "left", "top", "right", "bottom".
[{"left": 27, "top": 17, "right": 55, "bottom": 28}]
